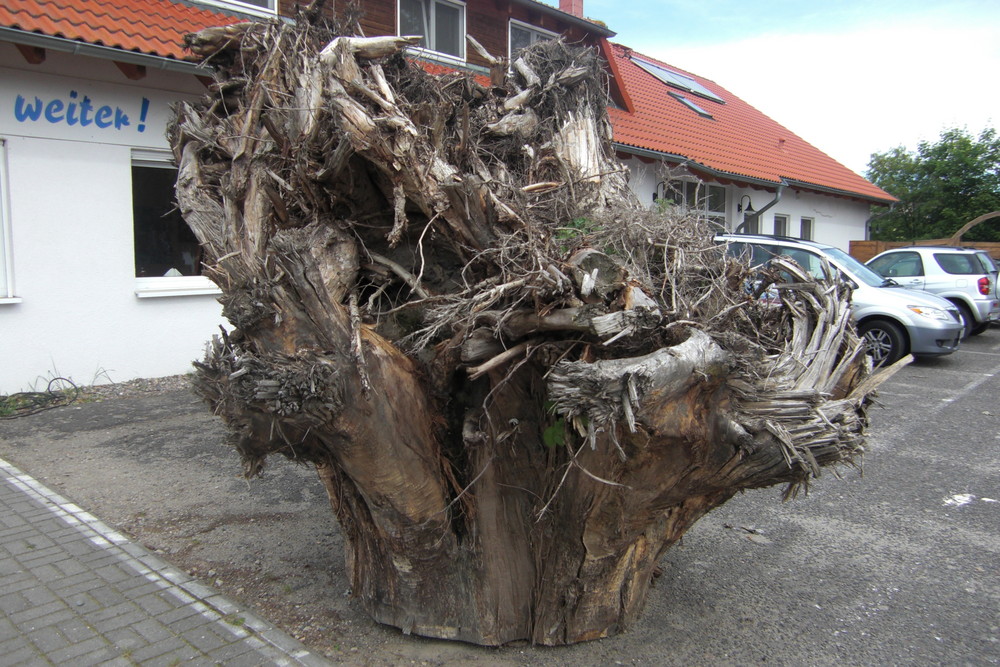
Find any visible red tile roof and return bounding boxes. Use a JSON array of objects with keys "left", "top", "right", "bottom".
[
  {"left": 415, "top": 58, "right": 492, "bottom": 87},
  {"left": 606, "top": 43, "right": 895, "bottom": 204},
  {"left": 0, "top": 0, "right": 237, "bottom": 61}
]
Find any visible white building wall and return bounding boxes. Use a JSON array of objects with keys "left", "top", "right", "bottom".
[
  {"left": 620, "top": 152, "right": 871, "bottom": 251},
  {"left": 0, "top": 48, "right": 225, "bottom": 394}
]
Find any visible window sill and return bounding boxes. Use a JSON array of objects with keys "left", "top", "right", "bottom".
[
  {"left": 134, "top": 276, "right": 221, "bottom": 299},
  {"left": 188, "top": 0, "right": 277, "bottom": 19},
  {"left": 405, "top": 46, "right": 470, "bottom": 71},
  {"left": 0, "top": 297, "right": 23, "bottom": 305}
]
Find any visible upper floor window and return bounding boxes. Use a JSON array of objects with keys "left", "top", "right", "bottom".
[
  {"left": 509, "top": 19, "right": 557, "bottom": 57},
  {"left": 399, "top": 0, "right": 466, "bottom": 60},
  {"left": 192, "top": 0, "right": 276, "bottom": 16}
]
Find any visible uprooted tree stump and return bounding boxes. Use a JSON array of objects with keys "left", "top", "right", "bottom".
[{"left": 170, "top": 15, "right": 898, "bottom": 646}]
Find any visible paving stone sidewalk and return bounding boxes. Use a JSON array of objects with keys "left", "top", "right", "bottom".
[{"left": 0, "top": 457, "right": 334, "bottom": 666}]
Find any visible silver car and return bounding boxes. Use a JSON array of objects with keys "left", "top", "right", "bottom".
[
  {"left": 718, "top": 234, "right": 964, "bottom": 366},
  {"left": 866, "top": 246, "right": 1000, "bottom": 337}
]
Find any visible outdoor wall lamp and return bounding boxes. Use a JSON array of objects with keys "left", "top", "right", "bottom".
[{"left": 738, "top": 195, "right": 755, "bottom": 214}]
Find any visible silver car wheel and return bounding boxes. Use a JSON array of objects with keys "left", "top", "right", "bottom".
[
  {"left": 859, "top": 319, "right": 905, "bottom": 367},
  {"left": 864, "top": 329, "right": 892, "bottom": 363}
]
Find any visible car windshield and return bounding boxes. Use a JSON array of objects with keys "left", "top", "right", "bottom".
[{"left": 817, "top": 246, "right": 890, "bottom": 287}]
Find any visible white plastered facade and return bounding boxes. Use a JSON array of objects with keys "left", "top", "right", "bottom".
[
  {"left": 0, "top": 46, "right": 225, "bottom": 394},
  {"left": 620, "top": 151, "right": 873, "bottom": 251}
]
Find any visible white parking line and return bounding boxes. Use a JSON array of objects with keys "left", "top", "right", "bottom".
[
  {"left": 953, "top": 348, "right": 1000, "bottom": 356},
  {"left": 912, "top": 363, "right": 1000, "bottom": 415}
]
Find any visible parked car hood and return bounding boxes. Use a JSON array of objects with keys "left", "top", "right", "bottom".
[{"left": 867, "top": 283, "right": 957, "bottom": 308}]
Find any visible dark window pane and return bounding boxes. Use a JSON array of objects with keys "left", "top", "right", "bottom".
[
  {"left": 132, "top": 165, "right": 201, "bottom": 277},
  {"left": 434, "top": 2, "right": 462, "bottom": 57},
  {"left": 800, "top": 218, "right": 813, "bottom": 240},
  {"left": 707, "top": 185, "right": 726, "bottom": 213},
  {"left": 510, "top": 25, "right": 532, "bottom": 54},
  {"left": 400, "top": 0, "right": 428, "bottom": 47},
  {"left": 664, "top": 180, "right": 684, "bottom": 206},
  {"left": 684, "top": 181, "right": 698, "bottom": 206}
]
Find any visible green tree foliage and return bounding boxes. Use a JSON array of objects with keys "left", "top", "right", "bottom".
[{"left": 866, "top": 128, "right": 1000, "bottom": 241}]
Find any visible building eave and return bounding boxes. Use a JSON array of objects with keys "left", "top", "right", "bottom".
[
  {"left": 779, "top": 177, "right": 897, "bottom": 206},
  {"left": 614, "top": 143, "right": 896, "bottom": 206},
  {"left": 0, "top": 26, "right": 209, "bottom": 75},
  {"left": 513, "top": 0, "right": 615, "bottom": 38}
]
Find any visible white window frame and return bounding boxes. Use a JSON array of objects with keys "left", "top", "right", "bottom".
[
  {"left": 509, "top": 19, "right": 558, "bottom": 58},
  {"left": 800, "top": 217, "right": 814, "bottom": 240},
  {"left": 189, "top": 0, "right": 277, "bottom": 18},
  {"left": 131, "top": 149, "right": 219, "bottom": 299},
  {"left": 773, "top": 214, "right": 789, "bottom": 237},
  {"left": 0, "top": 138, "right": 17, "bottom": 303},
  {"left": 673, "top": 180, "right": 726, "bottom": 224},
  {"left": 398, "top": 0, "right": 467, "bottom": 64}
]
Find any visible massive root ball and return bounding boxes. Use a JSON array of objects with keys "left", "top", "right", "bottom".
[{"left": 171, "top": 17, "right": 895, "bottom": 646}]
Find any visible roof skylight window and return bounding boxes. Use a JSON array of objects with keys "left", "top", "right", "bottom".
[
  {"left": 669, "top": 92, "right": 713, "bottom": 119},
  {"left": 632, "top": 57, "right": 724, "bottom": 104}
]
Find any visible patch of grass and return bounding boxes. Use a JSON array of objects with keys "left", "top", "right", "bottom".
[
  {"left": 0, "top": 393, "right": 39, "bottom": 417},
  {"left": 224, "top": 614, "right": 246, "bottom": 627},
  {"left": 0, "top": 375, "right": 81, "bottom": 419}
]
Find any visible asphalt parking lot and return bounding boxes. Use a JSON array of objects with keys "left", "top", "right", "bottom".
[{"left": 1, "top": 331, "right": 998, "bottom": 665}]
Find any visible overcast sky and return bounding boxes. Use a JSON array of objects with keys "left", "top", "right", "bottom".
[{"left": 557, "top": 0, "right": 1000, "bottom": 177}]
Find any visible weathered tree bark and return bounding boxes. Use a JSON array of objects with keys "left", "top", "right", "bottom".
[{"left": 171, "top": 17, "right": 898, "bottom": 646}]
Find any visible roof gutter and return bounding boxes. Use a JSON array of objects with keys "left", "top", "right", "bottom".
[
  {"left": 615, "top": 143, "right": 780, "bottom": 189},
  {"left": 0, "top": 27, "right": 210, "bottom": 76},
  {"left": 782, "top": 177, "right": 896, "bottom": 206}
]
